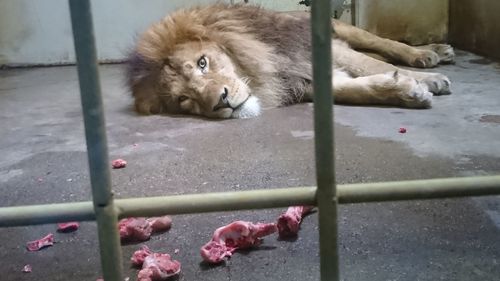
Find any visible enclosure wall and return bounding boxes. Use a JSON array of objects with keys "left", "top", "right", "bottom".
[
  {"left": 355, "top": 0, "right": 448, "bottom": 45},
  {"left": 449, "top": 0, "right": 500, "bottom": 60},
  {"left": 0, "top": 0, "right": 303, "bottom": 66}
]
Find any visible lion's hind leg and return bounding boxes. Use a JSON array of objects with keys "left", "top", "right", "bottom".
[
  {"left": 332, "top": 69, "right": 433, "bottom": 108},
  {"left": 332, "top": 40, "right": 452, "bottom": 96},
  {"left": 332, "top": 19, "right": 455, "bottom": 68}
]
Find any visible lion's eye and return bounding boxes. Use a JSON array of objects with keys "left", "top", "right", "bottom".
[
  {"left": 178, "top": 95, "right": 189, "bottom": 103},
  {"left": 197, "top": 56, "right": 207, "bottom": 69}
]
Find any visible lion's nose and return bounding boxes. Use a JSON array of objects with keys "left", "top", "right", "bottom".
[
  {"left": 221, "top": 87, "right": 229, "bottom": 102},
  {"left": 213, "top": 87, "right": 231, "bottom": 112}
]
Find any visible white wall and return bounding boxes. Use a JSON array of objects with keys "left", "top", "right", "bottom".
[{"left": 0, "top": 0, "right": 301, "bottom": 66}]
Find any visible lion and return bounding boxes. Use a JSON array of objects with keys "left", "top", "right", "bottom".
[{"left": 126, "top": 3, "right": 454, "bottom": 119}]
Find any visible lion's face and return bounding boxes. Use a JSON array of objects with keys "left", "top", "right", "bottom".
[{"left": 156, "top": 42, "right": 261, "bottom": 119}]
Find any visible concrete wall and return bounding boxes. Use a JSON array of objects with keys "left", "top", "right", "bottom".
[
  {"left": 355, "top": 0, "right": 448, "bottom": 45},
  {"left": 2, "top": 0, "right": 468, "bottom": 65},
  {"left": 449, "top": 0, "right": 500, "bottom": 60},
  {"left": 0, "top": 0, "right": 301, "bottom": 66}
]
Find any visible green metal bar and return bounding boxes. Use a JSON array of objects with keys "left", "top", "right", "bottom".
[
  {"left": 68, "top": 1, "right": 123, "bottom": 280},
  {"left": 117, "top": 187, "right": 316, "bottom": 217},
  {"left": 338, "top": 175, "right": 500, "bottom": 203},
  {"left": 311, "top": 0, "right": 339, "bottom": 280},
  {"left": 2, "top": 176, "right": 500, "bottom": 227},
  {"left": 0, "top": 202, "right": 94, "bottom": 227},
  {"left": 0, "top": 187, "right": 315, "bottom": 227}
]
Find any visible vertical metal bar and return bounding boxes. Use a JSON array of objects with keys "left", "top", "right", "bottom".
[
  {"left": 68, "top": 1, "right": 123, "bottom": 280},
  {"left": 311, "top": 0, "right": 339, "bottom": 281}
]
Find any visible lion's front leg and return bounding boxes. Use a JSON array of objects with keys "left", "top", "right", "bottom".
[{"left": 332, "top": 70, "right": 433, "bottom": 108}]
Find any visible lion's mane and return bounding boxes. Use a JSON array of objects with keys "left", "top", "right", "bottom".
[{"left": 127, "top": 4, "right": 313, "bottom": 115}]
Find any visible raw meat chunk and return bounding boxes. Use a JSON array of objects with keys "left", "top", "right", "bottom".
[
  {"left": 57, "top": 222, "right": 80, "bottom": 232},
  {"left": 200, "top": 241, "right": 230, "bottom": 264},
  {"left": 147, "top": 216, "right": 172, "bottom": 233},
  {"left": 119, "top": 218, "right": 152, "bottom": 242},
  {"left": 131, "top": 246, "right": 181, "bottom": 281},
  {"left": 200, "top": 221, "right": 277, "bottom": 264},
  {"left": 26, "top": 233, "right": 54, "bottom": 251},
  {"left": 131, "top": 245, "right": 153, "bottom": 266},
  {"left": 119, "top": 216, "right": 172, "bottom": 242},
  {"left": 277, "top": 206, "right": 314, "bottom": 238},
  {"left": 112, "top": 159, "right": 127, "bottom": 169}
]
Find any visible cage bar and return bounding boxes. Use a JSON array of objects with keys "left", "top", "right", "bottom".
[
  {"left": 2, "top": 175, "right": 500, "bottom": 227},
  {"left": 68, "top": 0, "right": 123, "bottom": 280},
  {"left": 311, "top": 0, "right": 340, "bottom": 280}
]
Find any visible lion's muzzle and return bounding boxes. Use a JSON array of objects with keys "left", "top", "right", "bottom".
[{"left": 212, "top": 87, "right": 230, "bottom": 112}]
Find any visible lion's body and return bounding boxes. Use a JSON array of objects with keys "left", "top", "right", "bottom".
[{"left": 127, "top": 4, "right": 454, "bottom": 119}]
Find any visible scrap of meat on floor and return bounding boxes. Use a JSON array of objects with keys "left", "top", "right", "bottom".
[
  {"left": 111, "top": 158, "right": 127, "bottom": 169},
  {"left": 132, "top": 246, "right": 181, "bottom": 281},
  {"left": 146, "top": 216, "right": 172, "bottom": 233},
  {"left": 277, "top": 206, "right": 314, "bottom": 238},
  {"left": 119, "top": 216, "right": 172, "bottom": 242},
  {"left": 57, "top": 221, "right": 80, "bottom": 232},
  {"left": 200, "top": 221, "right": 277, "bottom": 264},
  {"left": 26, "top": 233, "right": 54, "bottom": 251}
]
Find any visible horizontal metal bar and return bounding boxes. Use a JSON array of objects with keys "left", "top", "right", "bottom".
[
  {"left": 338, "top": 175, "right": 500, "bottom": 203},
  {"left": 0, "top": 202, "right": 94, "bottom": 227},
  {"left": 0, "top": 187, "right": 316, "bottom": 227},
  {"left": 117, "top": 186, "right": 316, "bottom": 217},
  {"left": 1, "top": 175, "right": 499, "bottom": 227}
]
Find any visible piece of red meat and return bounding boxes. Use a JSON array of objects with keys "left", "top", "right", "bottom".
[
  {"left": 57, "top": 221, "right": 80, "bottom": 232},
  {"left": 131, "top": 245, "right": 153, "bottom": 266},
  {"left": 200, "top": 241, "right": 231, "bottom": 264},
  {"left": 200, "top": 221, "right": 277, "bottom": 264},
  {"left": 399, "top": 127, "right": 407, "bottom": 133},
  {"left": 277, "top": 206, "right": 314, "bottom": 238},
  {"left": 119, "top": 218, "right": 152, "bottom": 242},
  {"left": 147, "top": 216, "right": 172, "bottom": 233},
  {"left": 119, "top": 216, "right": 172, "bottom": 242},
  {"left": 111, "top": 158, "right": 127, "bottom": 169},
  {"left": 131, "top": 246, "right": 181, "bottom": 281},
  {"left": 26, "top": 233, "right": 54, "bottom": 251}
]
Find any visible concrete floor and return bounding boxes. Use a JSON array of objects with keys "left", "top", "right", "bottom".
[{"left": 0, "top": 50, "right": 499, "bottom": 281}]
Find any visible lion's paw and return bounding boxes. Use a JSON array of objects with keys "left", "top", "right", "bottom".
[
  {"left": 411, "top": 49, "right": 440, "bottom": 68},
  {"left": 414, "top": 44, "right": 455, "bottom": 66},
  {"left": 428, "top": 44, "right": 455, "bottom": 64},
  {"left": 402, "top": 83, "right": 433, "bottom": 108},
  {"left": 420, "top": 74, "right": 452, "bottom": 96}
]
